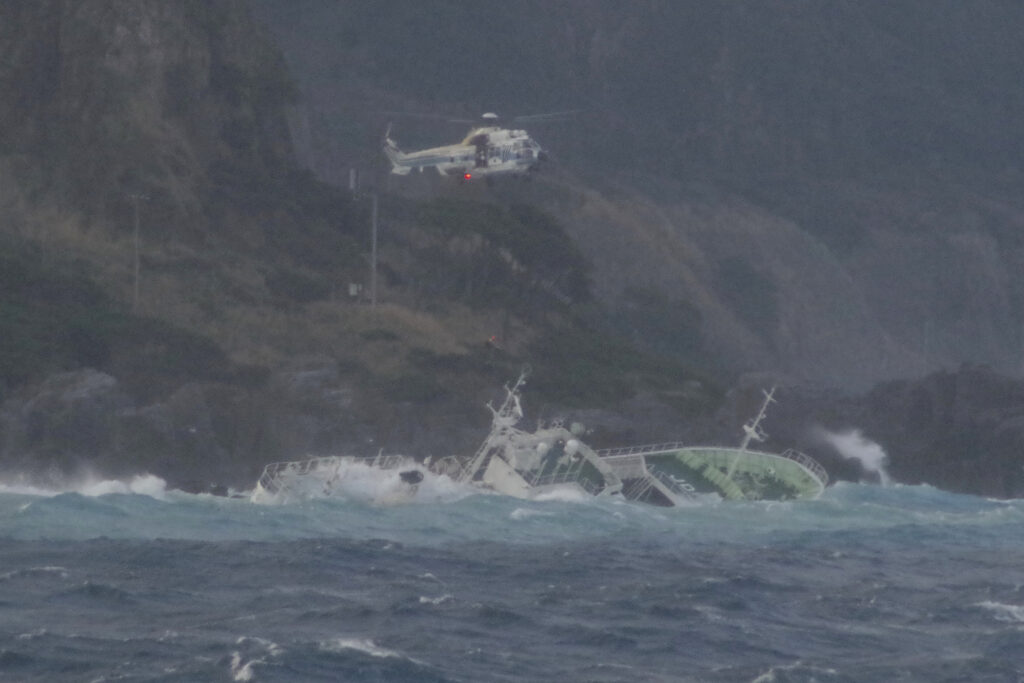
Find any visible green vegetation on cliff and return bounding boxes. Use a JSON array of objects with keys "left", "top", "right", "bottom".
[{"left": 0, "top": 236, "right": 256, "bottom": 402}]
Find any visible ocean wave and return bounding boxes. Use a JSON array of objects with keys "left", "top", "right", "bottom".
[
  {"left": 0, "top": 472, "right": 169, "bottom": 499},
  {"left": 230, "top": 636, "right": 284, "bottom": 682},
  {"left": 976, "top": 601, "right": 1024, "bottom": 623},
  {"left": 319, "top": 637, "right": 408, "bottom": 659},
  {"left": 0, "top": 566, "right": 69, "bottom": 582},
  {"left": 1, "top": 476, "right": 1022, "bottom": 547},
  {"left": 250, "top": 459, "right": 478, "bottom": 507}
]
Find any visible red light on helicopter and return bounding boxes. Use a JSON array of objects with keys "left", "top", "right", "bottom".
[{"left": 464, "top": 173, "right": 472, "bottom": 180}]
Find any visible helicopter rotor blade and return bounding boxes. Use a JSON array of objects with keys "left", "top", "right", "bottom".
[
  {"left": 382, "top": 109, "right": 584, "bottom": 126},
  {"left": 381, "top": 111, "right": 477, "bottom": 124},
  {"left": 509, "top": 109, "right": 584, "bottom": 124}
]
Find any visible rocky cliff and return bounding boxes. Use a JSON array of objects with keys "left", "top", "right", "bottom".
[
  {"left": 256, "top": 0, "right": 1024, "bottom": 390},
  {"left": 752, "top": 365, "right": 1024, "bottom": 499},
  {"left": 2, "top": 1, "right": 1023, "bottom": 497},
  {"left": 0, "top": 0, "right": 295, "bottom": 225},
  {"left": 0, "top": 0, "right": 712, "bottom": 491}
]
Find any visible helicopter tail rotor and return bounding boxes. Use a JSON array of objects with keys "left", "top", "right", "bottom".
[{"left": 382, "top": 124, "right": 411, "bottom": 175}]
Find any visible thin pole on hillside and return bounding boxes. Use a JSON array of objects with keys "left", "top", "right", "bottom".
[
  {"left": 127, "top": 192, "right": 148, "bottom": 313},
  {"left": 370, "top": 192, "right": 378, "bottom": 310},
  {"left": 349, "top": 165, "right": 381, "bottom": 311}
]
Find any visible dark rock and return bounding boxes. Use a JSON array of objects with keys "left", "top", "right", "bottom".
[
  {"left": 740, "top": 366, "right": 1024, "bottom": 498},
  {"left": 859, "top": 365, "right": 1024, "bottom": 498},
  {"left": 0, "top": 369, "right": 131, "bottom": 475}
]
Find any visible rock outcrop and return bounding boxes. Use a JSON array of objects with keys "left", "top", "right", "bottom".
[
  {"left": 729, "top": 366, "right": 1024, "bottom": 499},
  {"left": 0, "top": 359, "right": 369, "bottom": 491},
  {"left": 0, "top": 0, "right": 296, "bottom": 228}
]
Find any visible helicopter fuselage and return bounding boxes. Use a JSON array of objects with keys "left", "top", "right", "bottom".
[{"left": 384, "top": 126, "right": 544, "bottom": 179}]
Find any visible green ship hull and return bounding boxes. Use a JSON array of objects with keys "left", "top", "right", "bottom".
[
  {"left": 599, "top": 387, "right": 829, "bottom": 503},
  {"left": 650, "top": 446, "right": 826, "bottom": 500}
]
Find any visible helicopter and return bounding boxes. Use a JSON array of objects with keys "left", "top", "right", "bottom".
[{"left": 383, "top": 111, "right": 574, "bottom": 181}]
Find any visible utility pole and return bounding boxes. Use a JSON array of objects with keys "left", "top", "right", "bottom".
[
  {"left": 126, "top": 192, "right": 148, "bottom": 313},
  {"left": 370, "top": 192, "right": 378, "bottom": 310},
  {"left": 349, "top": 166, "right": 379, "bottom": 310}
]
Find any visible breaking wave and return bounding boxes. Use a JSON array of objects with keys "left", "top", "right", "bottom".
[
  {"left": 249, "top": 458, "right": 478, "bottom": 506},
  {"left": 814, "top": 427, "right": 892, "bottom": 485},
  {"left": 0, "top": 472, "right": 170, "bottom": 499},
  {"left": 2, "top": 469, "right": 1023, "bottom": 682}
]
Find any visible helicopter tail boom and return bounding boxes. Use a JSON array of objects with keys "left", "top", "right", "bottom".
[{"left": 383, "top": 127, "right": 412, "bottom": 175}]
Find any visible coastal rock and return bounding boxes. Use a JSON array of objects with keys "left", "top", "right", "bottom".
[
  {"left": 859, "top": 366, "right": 1024, "bottom": 498},
  {"left": 742, "top": 366, "right": 1024, "bottom": 498},
  {"left": 0, "top": 369, "right": 130, "bottom": 477}
]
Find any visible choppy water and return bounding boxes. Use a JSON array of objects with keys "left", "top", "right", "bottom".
[{"left": 1, "top": 469, "right": 1022, "bottom": 682}]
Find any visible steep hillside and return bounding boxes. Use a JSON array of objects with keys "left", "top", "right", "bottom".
[
  {"left": 1, "top": 0, "right": 296, "bottom": 226},
  {"left": 255, "top": 0, "right": 1024, "bottom": 389},
  {"left": 0, "top": 0, "right": 719, "bottom": 489},
  {"left": 3, "top": 1, "right": 1023, "bottom": 496}
]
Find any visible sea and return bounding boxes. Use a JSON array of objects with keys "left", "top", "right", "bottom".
[{"left": 1, "top": 466, "right": 1022, "bottom": 682}]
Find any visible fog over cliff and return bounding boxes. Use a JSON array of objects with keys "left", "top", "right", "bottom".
[
  {"left": 2, "top": 1, "right": 1024, "bottom": 496},
  {"left": 255, "top": 0, "right": 1024, "bottom": 389}
]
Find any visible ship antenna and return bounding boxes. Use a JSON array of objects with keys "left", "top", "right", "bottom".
[
  {"left": 725, "top": 387, "right": 777, "bottom": 484},
  {"left": 740, "top": 387, "right": 776, "bottom": 451}
]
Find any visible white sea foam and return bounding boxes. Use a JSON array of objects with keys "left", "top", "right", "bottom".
[
  {"left": 510, "top": 507, "right": 552, "bottom": 520},
  {"left": 79, "top": 474, "right": 169, "bottom": 499},
  {"left": 976, "top": 601, "right": 1024, "bottom": 623},
  {"left": 418, "top": 594, "right": 453, "bottom": 605},
  {"left": 0, "top": 480, "right": 58, "bottom": 497},
  {"left": 236, "top": 636, "right": 284, "bottom": 657},
  {"left": 16, "top": 628, "right": 48, "bottom": 641},
  {"left": 229, "top": 652, "right": 257, "bottom": 682},
  {"left": 320, "top": 637, "right": 404, "bottom": 658},
  {"left": 251, "top": 457, "right": 477, "bottom": 506},
  {"left": 750, "top": 662, "right": 838, "bottom": 683},
  {"left": 0, "top": 472, "right": 169, "bottom": 499},
  {"left": 229, "top": 636, "right": 284, "bottom": 681},
  {"left": 814, "top": 427, "right": 892, "bottom": 485},
  {"left": 531, "top": 485, "right": 592, "bottom": 503},
  {"left": 0, "top": 566, "right": 69, "bottom": 582}
]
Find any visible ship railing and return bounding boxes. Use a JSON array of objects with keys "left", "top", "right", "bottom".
[
  {"left": 600, "top": 453, "right": 649, "bottom": 479},
  {"left": 597, "top": 442, "right": 690, "bottom": 458},
  {"left": 598, "top": 442, "right": 828, "bottom": 488},
  {"left": 429, "top": 455, "right": 472, "bottom": 482},
  {"left": 778, "top": 448, "right": 829, "bottom": 487},
  {"left": 530, "top": 470, "right": 600, "bottom": 494},
  {"left": 523, "top": 452, "right": 601, "bottom": 493},
  {"left": 621, "top": 476, "right": 655, "bottom": 500}
]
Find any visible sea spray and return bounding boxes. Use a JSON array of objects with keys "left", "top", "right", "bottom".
[
  {"left": 815, "top": 427, "right": 892, "bottom": 485},
  {"left": 250, "top": 458, "right": 477, "bottom": 506},
  {"left": 0, "top": 471, "right": 169, "bottom": 499},
  {"left": 78, "top": 473, "right": 169, "bottom": 499}
]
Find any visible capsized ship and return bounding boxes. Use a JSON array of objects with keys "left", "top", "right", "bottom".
[
  {"left": 252, "top": 372, "right": 827, "bottom": 506},
  {"left": 598, "top": 387, "right": 828, "bottom": 503}
]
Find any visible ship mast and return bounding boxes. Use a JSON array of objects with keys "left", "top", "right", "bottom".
[
  {"left": 740, "top": 387, "right": 776, "bottom": 451},
  {"left": 462, "top": 368, "right": 529, "bottom": 480},
  {"left": 726, "top": 386, "right": 776, "bottom": 481}
]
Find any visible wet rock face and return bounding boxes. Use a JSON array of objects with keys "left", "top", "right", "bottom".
[
  {"left": 0, "top": 369, "right": 130, "bottom": 476},
  {"left": 0, "top": 0, "right": 295, "bottom": 222},
  {"left": 0, "top": 359, "right": 371, "bottom": 491},
  {"left": 742, "top": 366, "right": 1024, "bottom": 499},
  {"left": 2, "top": 362, "right": 1022, "bottom": 498},
  {"left": 0, "top": 369, "right": 208, "bottom": 484},
  {"left": 858, "top": 366, "right": 1024, "bottom": 499}
]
